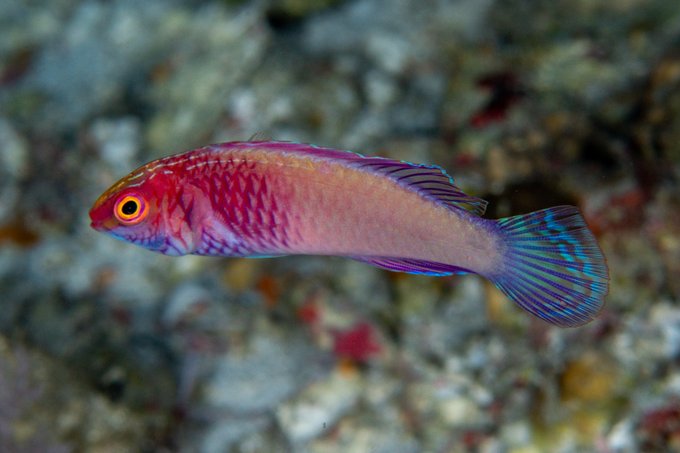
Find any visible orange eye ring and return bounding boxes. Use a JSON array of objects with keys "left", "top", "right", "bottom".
[{"left": 114, "top": 194, "right": 148, "bottom": 225}]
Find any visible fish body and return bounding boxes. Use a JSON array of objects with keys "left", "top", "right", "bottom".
[{"left": 90, "top": 141, "right": 609, "bottom": 327}]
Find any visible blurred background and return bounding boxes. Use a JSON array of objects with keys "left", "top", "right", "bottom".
[{"left": 1, "top": 0, "right": 680, "bottom": 451}]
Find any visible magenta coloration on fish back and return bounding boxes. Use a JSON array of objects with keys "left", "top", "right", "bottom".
[{"left": 90, "top": 140, "right": 609, "bottom": 327}]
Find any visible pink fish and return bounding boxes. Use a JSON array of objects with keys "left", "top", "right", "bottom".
[{"left": 90, "top": 141, "right": 609, "bottom": 327}]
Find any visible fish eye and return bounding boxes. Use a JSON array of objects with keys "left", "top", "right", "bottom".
[
  {"left": 122, "top": 199, "right": 137, "bottom": 215},
  {"left": 114, "top": 194, "right": 148, "bottom": 225}
]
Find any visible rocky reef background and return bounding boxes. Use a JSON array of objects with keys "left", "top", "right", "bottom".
[{"left": 1, "top": 0, "right": 680, "bottom": 451}]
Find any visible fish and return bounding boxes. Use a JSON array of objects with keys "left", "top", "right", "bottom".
[{"left": 89, "top": 141, "right": 609, "bottom": 327}]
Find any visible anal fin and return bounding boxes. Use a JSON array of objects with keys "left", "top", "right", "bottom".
[{"left": 352, "top": 256, "right": 470, "bottom": 276}]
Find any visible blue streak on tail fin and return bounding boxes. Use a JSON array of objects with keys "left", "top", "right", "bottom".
[{"left": 490, "top": 206, "right": 609, "bottom": 327}]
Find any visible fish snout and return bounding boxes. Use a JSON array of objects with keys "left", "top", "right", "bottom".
[{"left": 89, "top": 208, "right": 117, "bottom": 232}]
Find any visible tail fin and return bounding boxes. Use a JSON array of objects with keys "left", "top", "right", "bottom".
[{"left": 489, "top": 206, "right": 609, "bottom": 327}]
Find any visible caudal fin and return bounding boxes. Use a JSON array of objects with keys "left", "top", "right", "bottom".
[{"left": 489, "top": 206, "right": 609, "bottom": 327}]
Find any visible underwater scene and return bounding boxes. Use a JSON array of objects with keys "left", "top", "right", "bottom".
[{"left": 1, "top": 0, "right": 680, "bottom": 451}]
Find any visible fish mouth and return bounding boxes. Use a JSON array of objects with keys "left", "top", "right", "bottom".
[
  {"left": 89, "top": 207, "right": 101, "bottom": 231},
  {"left": 89, "top": 211, "right": 100, "bottom": 230},
  {"left": 89, "top": 209, "right": 116, "bottom": 232},
  {"left": 90, "top": 219, "right": 105, "bottom": 232}
]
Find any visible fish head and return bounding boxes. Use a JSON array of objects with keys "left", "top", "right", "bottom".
[{"left": 89, "top": 162, "right": 192, "bottom": 255}]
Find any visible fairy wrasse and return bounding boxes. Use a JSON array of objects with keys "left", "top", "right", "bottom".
[{"left": 89, "top": 141, "right": 609, "bottom": 327}]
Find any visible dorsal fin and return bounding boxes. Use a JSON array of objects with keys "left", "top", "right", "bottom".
[
  {"left": 350, "top": 158, "right": 487, "bottom": 216},
  {"left": 231, "top": 141, "right": 488, "bottom": 216}
]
